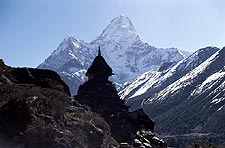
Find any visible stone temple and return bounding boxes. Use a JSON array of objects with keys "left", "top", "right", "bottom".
[{"left": 74, "top": 47, "right": 166, "bottom": 147}]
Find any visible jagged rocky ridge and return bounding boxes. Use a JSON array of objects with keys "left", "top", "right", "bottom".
[
  {"left": 38, "top": 15, "right": 187, "bottom": 95},
  {"left": 119, "top": 46, "right": 225, "bottom": 147}
]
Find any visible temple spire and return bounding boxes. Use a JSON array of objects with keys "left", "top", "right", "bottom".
[{"left": 98, "top": 47, "right": 101, "bottom": 56}]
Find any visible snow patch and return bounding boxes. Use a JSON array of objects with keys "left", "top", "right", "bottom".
[
  {"left": 72, "top": 41, "right": 80, "bottom": 48},
  {"left": 202, "top": 72, "right": 225, "bottom": 86},
  {"left": 211, "top": 98, "right": 225, "bottom": 104},
  {"left": 217, "top": 105, "right": 224, "bottom": 111}
]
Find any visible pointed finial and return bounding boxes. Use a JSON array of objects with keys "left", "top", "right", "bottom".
[{"left": 98, "top": 47, "right": 101, "bottom": 56}]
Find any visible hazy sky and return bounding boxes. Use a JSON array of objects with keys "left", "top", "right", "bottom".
[{"left": 0, "top": 0, "right": 225, "bottom": 67}]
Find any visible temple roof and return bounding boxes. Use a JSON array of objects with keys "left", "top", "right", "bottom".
[{"left": 86, "top": 47, "right": 113, "bottom": 78}]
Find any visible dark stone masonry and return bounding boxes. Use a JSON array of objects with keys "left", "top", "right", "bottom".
[{"left": 74, "top": 47, "right": 166, "bottom": 147}]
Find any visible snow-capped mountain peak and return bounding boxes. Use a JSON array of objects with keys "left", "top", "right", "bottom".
[
  {"left": 52, "top": 35, "right": 81, "bottom": 55},
  {"left": 106, "top": 15, "right": 136, "bottom": 32},
  {"left": 92, "top": 15, "right": 143, "bottom": 47},
  {"left": 38, "top": 35, "right": 92, "bottom": 72}
]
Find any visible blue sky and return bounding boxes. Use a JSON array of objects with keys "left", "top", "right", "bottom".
[{"left": 0, "top": 0, "right": 225, "bottom": 67}]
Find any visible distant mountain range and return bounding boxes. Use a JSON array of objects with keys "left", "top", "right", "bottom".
[{"left": 38, "top": 15, "right": 189, "bottom": 95}]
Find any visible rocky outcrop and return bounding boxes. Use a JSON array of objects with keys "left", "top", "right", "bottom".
[
  {"left": 9, "top": 68, "right": 70, "bottom": 96},
  {"left": 0, "top": 59, "right": 119, "bottom": 148}
]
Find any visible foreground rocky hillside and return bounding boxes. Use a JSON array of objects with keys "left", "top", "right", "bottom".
[{"left": 0, "top": 59, "right": 119, "bottom": 148}]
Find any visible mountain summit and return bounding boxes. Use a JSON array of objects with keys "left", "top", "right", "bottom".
[
  {"left": 92, "top": 15, "right": 140, "bottom": 46},
  {"left": 38, "top": 16, "right": 187, "bottom": 95}
]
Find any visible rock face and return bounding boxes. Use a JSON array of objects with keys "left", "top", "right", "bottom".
[
  {"left": 0, "top": 59, "right": 119, "bottom": 148},
  {"left": 74, "top": 50, "right": 167, "bottom": 147},
  {"left": 38, "top": 15, "right": 188, "bottom": 95}
]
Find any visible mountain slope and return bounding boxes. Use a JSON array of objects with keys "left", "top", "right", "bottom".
[
  {"left": 142, "top": 46, "right": 225, "bottom": 147},
  {"left": 38, "top": 15, "right": 187, "bottom": 95},
  {"left": 119, "top": 47, "right": 219, "bottom": 110}
]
